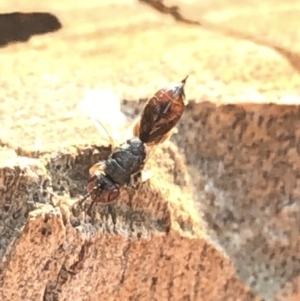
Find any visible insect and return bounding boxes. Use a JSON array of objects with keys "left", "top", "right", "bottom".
[{"left": 78, "top": 76, "right": 188, "bottom": 212}]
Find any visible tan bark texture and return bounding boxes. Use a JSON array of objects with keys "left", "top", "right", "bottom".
[{"left": 1, "top": 1, "right": 300, "bottom": 301}]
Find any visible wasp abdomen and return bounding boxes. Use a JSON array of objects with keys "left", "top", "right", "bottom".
[{"left": 135, "top": 76, "right": 187, "bottom": 145}]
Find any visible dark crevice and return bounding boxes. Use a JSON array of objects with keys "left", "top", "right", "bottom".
[
  {"left": 0, "top": 12, "right": 61, "bottom": 47},
  {"left": 42, "top": 242, "right": 91, "bottom": 301},
  {"left": 138, "top": 0, "right": 201, "bottom": 25},
  {"left": 120, "top": 242, "right": 132, "bottom": 285},
  {"left": 138, "top": 0, "right": 300, "bottom": 73},
  {"left": 69, "top": 242, "right": 92, "bottom": 274}
]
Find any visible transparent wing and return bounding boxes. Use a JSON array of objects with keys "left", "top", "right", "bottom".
[{"left": 77, "top": 89, "right": 128, "bottom": 146}]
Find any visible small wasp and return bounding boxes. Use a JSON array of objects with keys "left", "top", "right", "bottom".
[{"left": 78, "top": 76, "right": 188, "bottom": 212}]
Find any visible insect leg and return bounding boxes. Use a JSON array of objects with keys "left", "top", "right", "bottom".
[{"left": 87, "top": 199, "right": 96, "bottom": 216}]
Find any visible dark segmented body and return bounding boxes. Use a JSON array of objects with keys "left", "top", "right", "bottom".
[{"left": 104, "top": 138, "right": 146, "bottom": 185}]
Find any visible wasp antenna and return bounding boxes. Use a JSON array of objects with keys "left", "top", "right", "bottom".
[
  {"left": 87, "top": 199, "right": 96, "bottom": 216},
  {"left": 181, "top": 75, "right": 189, "bottom": 85},
  {"left": 76, "top": 191, "right": 92, "bottom": 209},
  {"left": 81, "top": 192, "right": 91, "bottom": 202},
  {"left": 76, "top": 182, "right": 101, "bottom": 209}
]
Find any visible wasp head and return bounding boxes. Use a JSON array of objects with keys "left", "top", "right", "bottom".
[{"left": 87, "top": 173, "right": 120, "bottom": 204}]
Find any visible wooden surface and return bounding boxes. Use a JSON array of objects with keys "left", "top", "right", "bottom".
[{"left": 1, "top": 1, "right": 300, "bottom": 300}]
